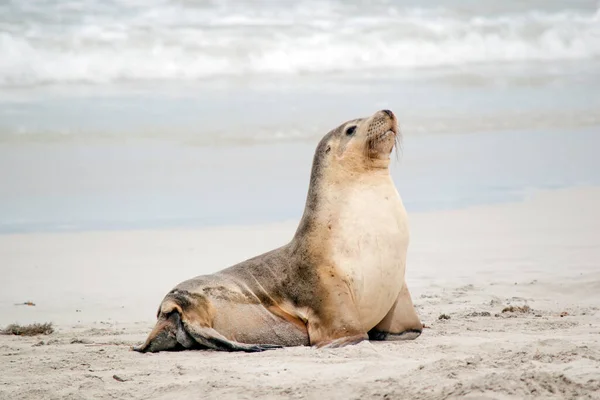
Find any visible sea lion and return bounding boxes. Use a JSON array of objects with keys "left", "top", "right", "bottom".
[{"left": 134, "top": 109, "right": 423, "bottom": 353}]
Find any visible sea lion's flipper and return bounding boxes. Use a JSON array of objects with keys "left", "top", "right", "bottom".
[
  {"left": 316, "top": 334, "right": 368, "bottom": 348},
  {"left": 132, "top": 311, "right": 190, "bottom": 353},
  {"left": 134, "top": 297, "right": 283, "bottom": 353},
  {"left": 306, "top": 274, "right": 369, "bottom": 348},
  {"left": 183, "top": 325, "right": 282, "bottom": 353},
  {"left": 368, "top": 281, "right": 423, "bottom": 341}
]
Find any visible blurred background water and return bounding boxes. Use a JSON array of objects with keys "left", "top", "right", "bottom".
[{"left": 0, "top": 0, "right": 599, "bottom": 233}]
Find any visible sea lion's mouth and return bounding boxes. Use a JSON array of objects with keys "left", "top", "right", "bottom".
[
  {"left": 380, "top": 130, "right": 395, "bottom": 139},
  {"left": 362, "top": 110, "right": 401, "bottom": 163},
  {"left": 365, "top": 126, "right": 400, "bottom": 162},
  {"left": 372, "top": 129, "right": 396, "bottom": 143}
]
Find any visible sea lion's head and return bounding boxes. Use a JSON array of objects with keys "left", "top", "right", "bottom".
[
  {"left": 295, "top": 109, "right": 401, "bottom": 237},
  {"left": 315, "top": 109, "right": 400, "bottom": 173}
]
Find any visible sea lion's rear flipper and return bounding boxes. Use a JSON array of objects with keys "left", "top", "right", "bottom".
[
  {"left": 183, "top": 324, "right": 282, "bottom": 352},
  {"left": 132, "top": 311, "right": 191, "bottom": 353},
  {"left": 133, "top": 297, "right": 282, "bottom": 353},
  {"left": 368, "top": 281, "right": 423, "bottom": 341}
]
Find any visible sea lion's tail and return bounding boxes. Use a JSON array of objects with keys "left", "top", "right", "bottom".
[{"left": 132, "top": 294, "right": 282, "bottom": 353}]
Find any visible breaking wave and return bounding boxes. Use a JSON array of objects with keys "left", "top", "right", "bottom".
[{"left": 0, "top": 0, "right": 599, "bottom": 87}]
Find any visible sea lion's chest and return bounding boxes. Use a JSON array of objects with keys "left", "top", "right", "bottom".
[{"left": 329, "top": 183, "right": 409, "bottom": 331}]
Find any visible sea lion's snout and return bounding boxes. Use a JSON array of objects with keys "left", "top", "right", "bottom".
[
  {"left": 381, "top": 109, "right": 395, "bottom": 119},
  {"left": 369, "top": 109, "right": 398, "bottom": 133},
  {"left": 377, "top": 109, "right": 397, "bottom": 131},
  {"left": 364, "top": 109, "right": 399, "bottom": 161}
]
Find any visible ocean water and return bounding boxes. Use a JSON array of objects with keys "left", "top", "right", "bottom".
[
  {"left": 0, "top": 0, "right": 599, "bottom": 233},
  {"left": 2, "top": 0, "right": 600, "bottom": 86}
]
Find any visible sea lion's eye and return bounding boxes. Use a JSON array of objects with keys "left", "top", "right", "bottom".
[{"left": 345, "top": 126, "right": 356, "bottom": 136}]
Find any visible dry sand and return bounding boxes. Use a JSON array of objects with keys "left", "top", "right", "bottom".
[{"left": 1, "top": 186, "right": 599, "bottom": 400}]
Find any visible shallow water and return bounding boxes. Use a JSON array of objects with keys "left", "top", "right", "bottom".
[{"left": 1, "top": 126, "right": 598, "bottom": 233}]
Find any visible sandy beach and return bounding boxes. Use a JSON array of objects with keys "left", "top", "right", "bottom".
[{"left": 1, "top": 186, "right": 599, "bottom": 399}]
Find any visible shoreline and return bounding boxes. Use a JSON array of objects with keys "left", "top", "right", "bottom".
[{"left": 0, "top": 182, "right": 594, "bottom": 237}]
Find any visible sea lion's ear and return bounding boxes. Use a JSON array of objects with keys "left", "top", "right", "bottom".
[{"left": 325, "top": 145, "right": 331, "bottom": 154}]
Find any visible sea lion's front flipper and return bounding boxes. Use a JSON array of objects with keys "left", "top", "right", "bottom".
[
  {"left": 368, "top": 281, "right": 423, "bottom": 341},
  {"left": 306, "top": 273, "right": 369, "bottom": 348}
]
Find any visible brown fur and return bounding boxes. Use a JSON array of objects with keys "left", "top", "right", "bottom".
[{"left": 134, "top": 110, "right": 422, "bottom": 353}]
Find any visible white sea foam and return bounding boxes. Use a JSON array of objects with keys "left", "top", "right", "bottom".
[{"left": 0, "top": 0, "right": 599, "bottom": 87}]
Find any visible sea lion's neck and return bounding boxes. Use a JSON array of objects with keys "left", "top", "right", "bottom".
[
  {"left": 291, "top": 161, "right": 392, "bottom": 244},
  {"left": 291, "top": 160, "right": 326, "bottom": 243}
]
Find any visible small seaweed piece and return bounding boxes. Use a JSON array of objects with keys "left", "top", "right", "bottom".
[
  {"left": 501, "top": 305, "right": 531, "bottom": 313},
  {"left": 1, "top": 323, "right": 54, "bottom": 336},
  {"left": 467, "top": 311, "right": 491, "bottom": 317}
]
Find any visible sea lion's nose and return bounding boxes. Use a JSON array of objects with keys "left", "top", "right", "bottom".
[{"left": 382, "top": 109, "right": 394, "bottom": 118}]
